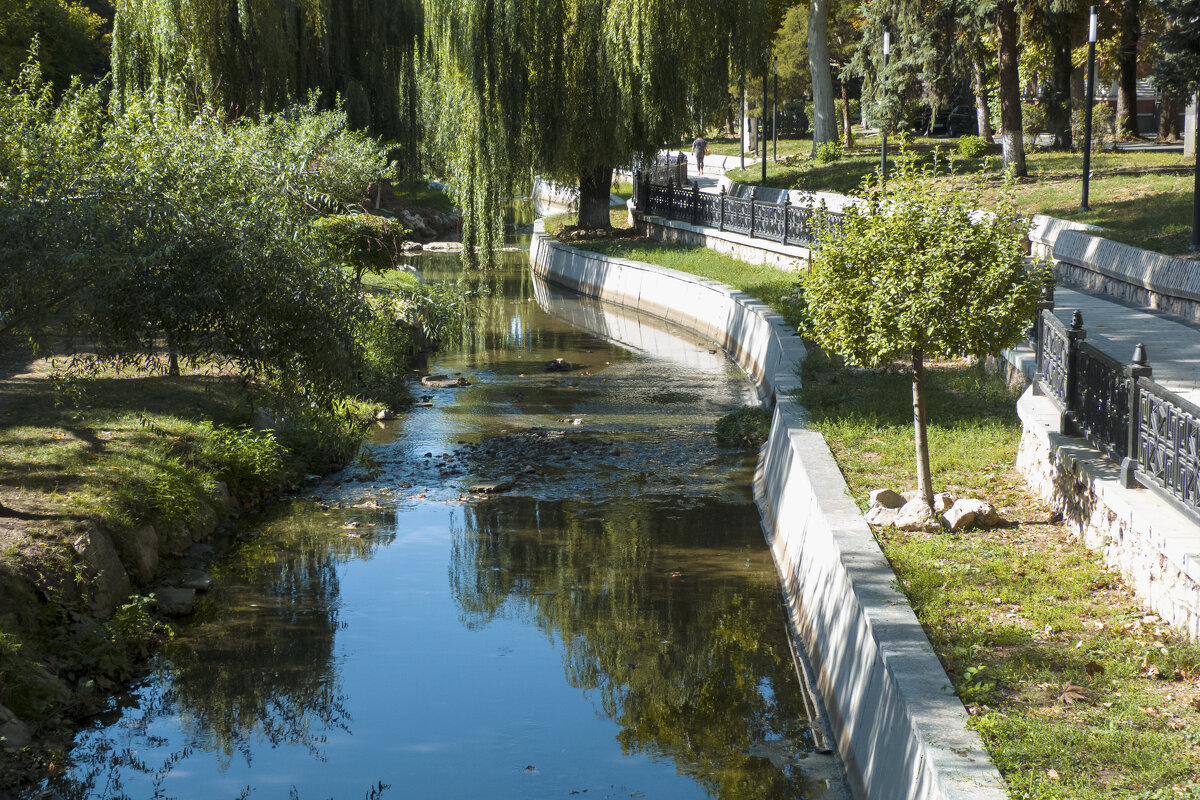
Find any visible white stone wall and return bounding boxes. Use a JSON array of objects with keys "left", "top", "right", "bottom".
[
  {"left": 529, "top": 222, "right": 1007, "bottom": 800},
  {"left": 1016, "top": 389, "right": 1200, "bottom": 639}
]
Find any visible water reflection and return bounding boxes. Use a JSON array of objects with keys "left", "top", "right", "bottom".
[
  {"left": 45, "top": 245, "right": 845, "bottom": 800},
  {"left": 452, "top": 495, "right": 825, "bottom": 799}
]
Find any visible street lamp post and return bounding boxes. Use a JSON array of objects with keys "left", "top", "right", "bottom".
[
  {"left": 881, "top": 29, "right": 890, "bottom": 192},
  {"left": 1081, "top": 5, "right": 1098, "bottom": 212},
  {"left": 1192, "top": 96, "right": 1200, "bottom": 250}
]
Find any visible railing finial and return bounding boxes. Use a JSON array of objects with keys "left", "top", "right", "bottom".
[
  {"left": 1133, "top": 342, "right": 1149, "bottom": 367},
  {"left": 1071, "top": 310, "right": 1084, "bottom": 330}
]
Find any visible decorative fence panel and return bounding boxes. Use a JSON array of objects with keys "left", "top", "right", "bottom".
[
  {"left": 634, "top": 173, "right": 841, "bottom": 247},
  {"left": 1030, "top": 307, "right": 1200, "bottom": 521}
]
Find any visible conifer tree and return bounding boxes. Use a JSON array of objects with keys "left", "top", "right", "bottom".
[{"left": 1155, "top": 0, "right": 1200, "bottom": 100}]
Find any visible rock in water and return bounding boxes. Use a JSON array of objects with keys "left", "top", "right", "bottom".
[
  {"left": 895, "top": 499, "right": 940, "bottom": 532},
  {"left": 469, "top": 479, "right": 516, "bottom": 494},
  {"left": 154, "top": 587, "right": 196, "bottom": 616},
  {"left": 545, "top": 358, "right": 572, "bottom": 373}
]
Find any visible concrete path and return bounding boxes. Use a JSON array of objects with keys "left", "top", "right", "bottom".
[{"left": 1052, "top": 287, "right": 1200, "bottom": 404}]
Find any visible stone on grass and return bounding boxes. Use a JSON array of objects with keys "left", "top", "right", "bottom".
[
  {"left": 933, "top": 492, "right": 957, "bottom": 514},
  {"left": 954, "top": 499, "right": 1002, "bottom": 528},
  {"left": 865, "top": 505, "right": 899, "bottom": 527},
  {"left": 869, "top": 489, "right": 905, "bottom": 509},
  {"left": 941, "top": 504, "right": 977, "bottom": 532},
  {"left": 895, "top": 499, "right": 941, "bottom": 532}
]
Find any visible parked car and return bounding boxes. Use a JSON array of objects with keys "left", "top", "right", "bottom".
[
  {"left": 911, "top": 106, "right": 950, "bottom": 135},
  {"left": 946, "top": 106, "right": 978, "bottom": 137}
]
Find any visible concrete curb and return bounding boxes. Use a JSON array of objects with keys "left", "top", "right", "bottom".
[{"left": 528, "top": 221, "right": 1008, "bottom": 800}]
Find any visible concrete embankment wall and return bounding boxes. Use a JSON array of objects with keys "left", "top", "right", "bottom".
[{"left": 529, "top": 222, "right": 1006, "bottom": 800}]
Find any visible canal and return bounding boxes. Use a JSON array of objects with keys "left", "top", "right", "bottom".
[{"left": 46, "top": 242, "right": 847, "bottom": 800}]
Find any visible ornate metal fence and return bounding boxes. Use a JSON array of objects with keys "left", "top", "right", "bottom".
[
  {"left": 633, "top": 174, "right": 842, "bottom": 247},
  {"left": 1032, "top": 307, "right": 1200, "bottom": 521}
]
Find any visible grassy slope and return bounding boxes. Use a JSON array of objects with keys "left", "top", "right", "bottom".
[
  {"left": 722, "top": 138, "right": 1196, "bottom": 255},
  {"left": 547, "top": 222, "right": 1200, "bottom": 798}
]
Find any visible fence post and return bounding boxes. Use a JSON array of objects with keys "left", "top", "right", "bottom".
[
  {"left": 1063, "top": 310, "right": 1087, "bottom": 433},
  {"left": 781, "top": 194, "right": 790, "bottom": 246},
  {"left": 718, "top": 185, "right": 726, "bottom": 232},
  {"left": 691, "top": 181, "right": 700, "bottom": 225},
  {"left": 1121, "top": 343, "right": 1152, "bottom": 488},
  {"left": 1033, "top": 277, "right": 1055, "bottom": 360},
  {"left": 750, "top": 187, "right": 757, "bottom": 238},
  {"left": 666, "top": 179, "right": 675, "bottom": 221},
  {"left": 633, "top": 170, "right": 644, "bottom": 212},
  {"left": 677, "top": 153, "right": 687, "bottom": 184}
]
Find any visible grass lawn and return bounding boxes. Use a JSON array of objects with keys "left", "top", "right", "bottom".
[
  {"left": 544, "top": 222, "right": 1200, "bottom": 798},
  {"left": 722, "top": 137, "right": 1196, "bottom": 255}
]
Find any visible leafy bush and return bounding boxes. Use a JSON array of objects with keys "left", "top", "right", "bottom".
[
  {"left": 813, "top": 140, "right": 843, "bottom": 164},
  {"left": 1070, "top": 102, "right": 1116, "bottom": 152},
  {"left": 196, "top": 424, "right": 287, "bottom": 497},
  {"left": 1021, "top": 103, "right": 1046, "bottom": 138},
  {"left": 957, "top": 135, "right": 988, "bottom": 159},
  {"left": 716, "top": 407, "right": 772, "bottom": 449},
  {"left": 312, "top": 212, "right": 409, "bottom": 286}
]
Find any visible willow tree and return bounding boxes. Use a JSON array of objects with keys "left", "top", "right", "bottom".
[
  {"left": 424, "top": 0, "right": 770, "bottom": 262},
  {"left": 111, "top": 0, "right": 423, "bottom": 144}
]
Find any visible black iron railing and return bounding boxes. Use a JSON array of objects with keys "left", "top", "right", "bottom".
[
  {"left": 1032, "top": 307, "right": 1200, "bottom": 520},
  {"left": 632, "top": 173, "right": 842, "bottom": 247}
]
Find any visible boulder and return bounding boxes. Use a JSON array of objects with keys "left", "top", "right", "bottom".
[
  {"left": 376, "top": 408, "right": 396, "bottom": 421},
  {"left": 73, "top": 523, "right": 131, "bottom": 617},
  {"left": 865, "top": 505, "right": 900, "bottom": 527},
  {"left": 941, "top": 504, "right": 977, "bottom": 532},
  {"left": 0, "top": 704, "right": 32, "bottom": 749},
  {"left": 895, "top": 499, "right": 941, "bottom": 532},
  {"left": 953, "top": 499, "right": 1002, "bottom": 528},
  {"left": 869, "top": 489, "right": 905, "bottom": 509},
  {"left": 176, "top": 569, "right": 213, "bottom": 592},
  {"left": 115, "top": 524, "right": 159, "bottom": 585},
  {"left": 191, "top": 501, "right": 219, "bottom": 542},
  {"left": 469, "top": 479, "right": 516, "bottom": 494},
  {"left": 932, "top": 492, "right": 957, "bottom": 514},
  {"left": 545, "top": 358, "right": 573, "bottom": 373},
  {"left": 211, "top": 480, "right": 240, "bottom": 516}
]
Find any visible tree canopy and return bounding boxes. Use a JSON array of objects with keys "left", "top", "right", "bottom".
[{"left": 803, "top": 151, "right": 1048, "bottom": 503}]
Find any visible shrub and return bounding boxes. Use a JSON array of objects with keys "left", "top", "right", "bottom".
[
  {"left": 1021, "top": 103, "right": 1046, "bottom": 139},
  {"left": 957, "top": 135, "right": 988, "bottom": 159},
  {"left": 716, "top": 407, "right": 772, "bottom": 449},
  {"left": 813, "top": 140, "right": 843, "bottom": 164},
  {"left": 1070, "top": 103, "right": 1116, "bottom": 152}
]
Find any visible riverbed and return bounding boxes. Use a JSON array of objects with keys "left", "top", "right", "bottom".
[{"left": 44, "top": 245, "right": 846, "bottom": 800}]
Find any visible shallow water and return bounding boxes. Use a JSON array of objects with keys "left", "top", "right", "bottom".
[{"left": 48, "top": 246, "right": 846, "bottom": 800}]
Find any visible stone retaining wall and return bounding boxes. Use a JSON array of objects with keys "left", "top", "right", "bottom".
[
  {"left": 1016, "top": 389, "right": 1200, "bottom": 638},
  {"left": 529, "top": 221, "right": 1006, "bottom": 800}
]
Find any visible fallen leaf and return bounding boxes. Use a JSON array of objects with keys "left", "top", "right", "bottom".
[
  {"left": 1085, "top": 660, "right": 1105, "bottom": 678},
  {"left": 1056, "top": 681, "right": 1091, "bottom": 706}
]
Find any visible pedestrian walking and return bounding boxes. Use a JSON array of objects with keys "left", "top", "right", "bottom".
[{"left": 691, "top": 134, "right": 708, "bottom": 176}]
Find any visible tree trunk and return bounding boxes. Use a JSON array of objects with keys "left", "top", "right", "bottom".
[
  {"left": 974, "top": 58, "right": 993, "bottom": 143},
  {"left": 1116, "top": 0, "right": 1141, "bottom": 139},
  {"left": 808, "top": 0, "right": 837, "bottom": 149},
  {"left": 1045, "top": 18, "right": 1073, "bottom": 149},
  {"left": 578, "top": 165, "right": 614, "bottom": 228},
  {"left": 840, "top": 77, "right": 853, "bottom": 148},
  {"left": 1161, "top": 88, "right": 1184, "bottom": 141},
  {"left": 912, "top": 349, "right": 933, "bottom": 507},
  {"left": 996, "top": 0, "right": 1027, "bottom": 176}
]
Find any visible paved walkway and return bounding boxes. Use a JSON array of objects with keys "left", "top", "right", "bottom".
[{"left": 1052, "top": 287, "right": 1200, "bottom": 404}]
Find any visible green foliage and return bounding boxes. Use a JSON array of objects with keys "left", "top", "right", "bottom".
[
  {"left": 194, "top": 424, "right": 287, "bottom": 499},
  {"left": 1070, "top": 103, "right": 1115, "bottom": 153},
  {"left": 110, "top": 0, "right": 423, "bottom": 143},
  {"left": 312, "top": 213, "right": 410, "bottom": 286},
  {"left": 1022, "top": 102, "right": 1046, "bottom": 139},
  {"left": 1155, "top": 0, "right": 1200, "bottom": 99},
  {"left": 0, "top": 6, "right": 106, "bottom": 88},
  {"left": 813, "top": 140, "right": 843, "bottom": 163},
  {"left": 957, "top": 135, "right": 989, "bottom": 159},
  {"left": 805, "top": 149, "right": 1048, "bottom": 369},
  {"left": 0, "top": 60, "right": 400, "bottom": 414},
  {"left": 715, "top": 407, "right": 772, "bottom": 449}
]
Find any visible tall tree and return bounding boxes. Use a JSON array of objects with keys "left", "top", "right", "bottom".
[
  {"left": 996, "top": 0, "right": 1027, "bottom": 175},
  {"left": 111, "top": 0, "right": 423, "bottom": 143},
  {"left": 1114, "top": 0, "right": 1142, "bottom": 137},
  {"left": 808, "top": 0, "right": 838, "bottom": 149},
  {"left": 1025, "top": 0, "right": 1086, "bottom": 148},
  {"left": 1155, "top": 0, "right": 1200, "bottom": 138},
  {"left": 425, "top": 0, "right": 774, "bottom": 260}
]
